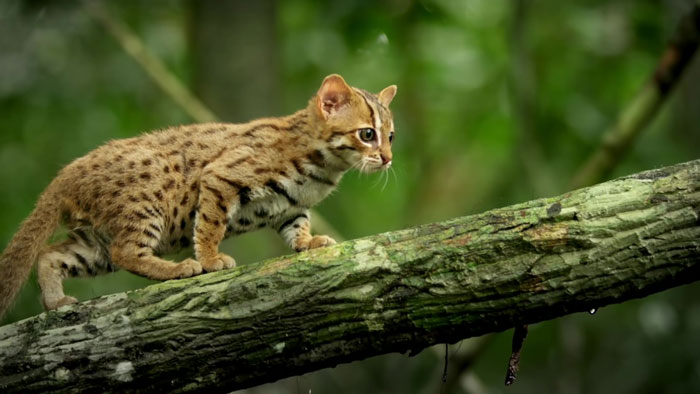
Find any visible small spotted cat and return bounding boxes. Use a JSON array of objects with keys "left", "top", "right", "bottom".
[{"left": 0, "top": 74, "right": 397, "bottom": 317}]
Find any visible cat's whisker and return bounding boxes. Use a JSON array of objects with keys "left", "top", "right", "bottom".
[
  {"left": 355, "top": 158, "right": 365, "bottom": 170},
  {"left": 351, "top": 158, "right": 362, "bottom": 172},
  {"left": 348, "top": 158, "right": 363, "bottom": 172},
  {"left": 376, "top": 169, "right": 385, "bottom": 191},
  {"left": 372, "top": 169, "right": 386, "bottom": 189},
  {"left": 381, "top": 168, "right": 390, "bottom": 191},
  {"left": 390, "top": 166, "right": 398, "bottom": 185}
]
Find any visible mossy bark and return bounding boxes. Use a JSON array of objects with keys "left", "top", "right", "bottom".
[{"left": 1, "top": 160, "right": 699, "bottom": 393}]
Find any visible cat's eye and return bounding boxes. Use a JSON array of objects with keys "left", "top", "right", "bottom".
[
  {"left": 358, "top": 128, "right": 376, "bottom": 142},
  {"left": 389, "top": 131, "right": 395, "bottom": 144}
]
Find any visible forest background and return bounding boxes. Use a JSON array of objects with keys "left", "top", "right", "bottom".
[{"left": 1, "top": 1, "right": 699, "bottom": 393}]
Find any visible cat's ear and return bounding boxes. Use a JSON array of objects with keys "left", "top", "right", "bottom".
[
  {"left": 378, "top": 85, "right": 397, "bottom": 107},
  {"left": 317, "top": 74, "right": 353, "bottom": 119}
]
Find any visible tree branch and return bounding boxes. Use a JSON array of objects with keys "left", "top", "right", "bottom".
[{"left": 2, "top": 159, "right": 700, "bottom": 393}]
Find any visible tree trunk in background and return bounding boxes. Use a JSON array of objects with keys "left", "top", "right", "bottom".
[
  {"left": 675, "top": 50, "right": 700, "bottom": 149},
  {"left": 189, "top": 0, "right": 279, "bottom": 122},
  {"left": 1, "top": 159, "right": 699, "bottom": 393},
  {"left": 188, "top": 0, "right": 287, "bottom": 259},
  {"left": 672, "top": 2, "right": 700, "bottom": 150}
]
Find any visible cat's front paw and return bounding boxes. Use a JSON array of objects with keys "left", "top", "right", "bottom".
[
  {"left": 200, "top": 253, "right": 236, "bottom": 272},
  {"left": 44, "top": 295, "right": 78, "bottom": 310},
  {"left": 308, "top": 235, "right": 336, "bottom": 250},
  {"left": 175, "top": 258, "right": 203, "bottom": 278}
]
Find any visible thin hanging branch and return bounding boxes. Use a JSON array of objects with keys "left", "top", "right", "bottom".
[
  {"left": 1, "top": 159, "right": 699, "bottom": 393},
  {"left": 504, "top": 325, "right": 528, "bottom": 385},
  {"left": 82, "top": 0, "right": 218, "bottom": 123},
  {"left": 432, "top": 336, "right": 493, "bottom": 394},
  {"left": 569, "top": 4, "right": 700, "bottom": 190}
]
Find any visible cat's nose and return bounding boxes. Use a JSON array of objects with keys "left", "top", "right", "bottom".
[{"left": 381, "top": 154, "right": 392, "bottom": 165}]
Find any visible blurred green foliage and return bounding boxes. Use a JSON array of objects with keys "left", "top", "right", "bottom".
[{"left": 1, "top": 0, "right": 699, "bottom": 393}]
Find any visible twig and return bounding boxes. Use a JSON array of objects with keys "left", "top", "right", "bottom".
[
  {"left": 82, "top": 0, "right": 218, "bottom": 123},
  {"left": 442, "top": 343, "right": 449, "bottom": 383},
  {"left": 569, "top": 4, "right": 700, "bottom": 190},
  {"left": 436, "top": 335, "right": 494, "bottom": 394},
  {"left": 504, "top": 325, "right": 528, "bottom": 386}
]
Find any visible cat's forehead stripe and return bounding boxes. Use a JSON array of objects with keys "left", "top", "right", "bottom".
[
  {"left": 369, "top": 100, "right": 382, "bottom": 142},
  {"left": 355, "top": 88, "right": 384, "bottom": 145},
  {"left": 354, "top": 89, "right": 381, "bottom": 146},
  {"left": 356, "top": 88, "right": 393, "bottom": 131},
  {"left": 354, "top": 88, "right": 376, "bottom": 125},
  {"left": 377, "top": 105, "right": 392, "bottom": 130}
]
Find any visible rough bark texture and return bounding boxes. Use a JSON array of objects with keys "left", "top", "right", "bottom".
[{"left": 1, "top": 160, "right": 699, "bottom": 393}]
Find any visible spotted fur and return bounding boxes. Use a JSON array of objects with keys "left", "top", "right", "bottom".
[{"left": 0, "top": 74, "right": 397, "bottom": 315}]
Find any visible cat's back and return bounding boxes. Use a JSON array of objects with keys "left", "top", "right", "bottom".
[
  {"left": 58, "top": 122, "right": 236, "bottom": 180},
  {"left": 51, "top": 124, "right": 233, "bottom": 226}
]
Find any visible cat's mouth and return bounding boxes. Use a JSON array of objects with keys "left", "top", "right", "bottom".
[{"left": 362, "top": 161, "right": 391, "bottom": 173}]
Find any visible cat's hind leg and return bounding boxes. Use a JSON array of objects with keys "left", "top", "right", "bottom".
[
  {"left": 37, "top": 230, "right": 114, "bottom": 310},
  {"left": 108, "top": 232, "right": 202, "bottom": 280}
]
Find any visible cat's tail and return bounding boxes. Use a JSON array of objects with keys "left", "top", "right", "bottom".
[{"left": 0, "top": 184, "right": 62, "bottom": 319}]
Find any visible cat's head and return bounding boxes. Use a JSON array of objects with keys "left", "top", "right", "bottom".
[{"left": 314, "top": 74, "right": 397, "bottom": 173}]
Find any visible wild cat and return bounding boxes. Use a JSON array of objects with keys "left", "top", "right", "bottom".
[{"left": 0, "top": 74, "right": 397, "bottom": 317}]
